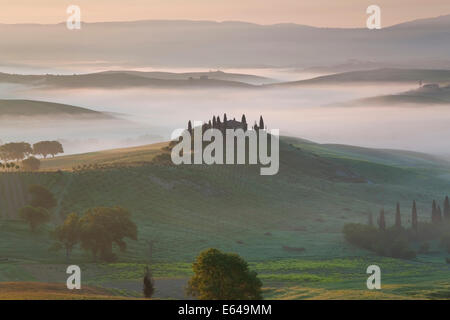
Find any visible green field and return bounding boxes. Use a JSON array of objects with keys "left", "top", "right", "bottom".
[{"left": 1, "top": 137, "right": 449, "bottom": 299}]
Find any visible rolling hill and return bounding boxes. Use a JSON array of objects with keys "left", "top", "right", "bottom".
[
  {"left": 273, "top": 69, "right": 450, "bottom": 87},
  {"left": 341, "top": 84, "right": 450, "bottom": 106},
  {"left": 0, "top": 71, "right": 255, "bottom": 89},
  {"left": 100, "top": 70, "right": 274, "bottom": 85},
  {"left": 1, "top": 15, "right": 449, "bottom": 69},
  {"left": 0, "top": 99, "right": 111, "bottom": 118},
  {"left": 1, "top": 136, "right": 449, "bottom": 299}
]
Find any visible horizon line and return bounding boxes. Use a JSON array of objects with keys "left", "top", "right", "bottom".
[{"left": 0, "top": 13, "right": 449, "bottom": 29}]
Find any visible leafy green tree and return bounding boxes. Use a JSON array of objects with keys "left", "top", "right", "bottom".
[
  {"left": 33, "top": 141, "right": 64, "bottom": 158},
  {"left": 143, "top": 266, "right": 155, "bottom": 298},
  {"left": 79, "top": 206, "right": 137, "bottom": 261},
  {"left": 22, "top": 156, "right": 41, "bottom": 171},
  {"left": 187, "top": 248, "right": 262, "bottom": 300},
  {"left": 412, "top": 200, "right": 418, "bottom": 233},
  {"left": 0, "top": 142, "right": 32, "bottom": 161},
  {"left": 29, "top": 185, "right": 56, "bottom": 210},
  {"left": 53, "top": 213, "right": 81, "bottom": 260},
  {"left": 19, "top": 206, "right": 51, "bottom": 232}
]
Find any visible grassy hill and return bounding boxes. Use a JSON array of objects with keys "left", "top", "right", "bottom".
[
  {"left": 341, "top": 84, "right": 450, "bottom": 106},
  {"left": 100, "top": 70, "right": 273, "bottom": 85},
  {"left": 273, "top": 69, "right": 450, "bottom": 87},
  {"left": 0, "top": 99, "right": 110, "bottom": 118},
  {"left": 1, "top": 136, "right": 449, "bottom": 299},
  {"left": 0, "top": 71, "right": 255, "bottom": 89}
]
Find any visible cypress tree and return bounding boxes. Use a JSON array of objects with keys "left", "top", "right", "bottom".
[
  {"left": 395, "top": 202, "right": 401, "bottom": 229},
  {"left": 431, "top": 200, "right": 437, "bottom": 223},
  {"left": 259, "top": 116, "right": 265, "bottom": 130},
  {"left": 368, "top": 212, "right": 373, "bottom": 227},
  {"left": 253, "top": 121, "right": 258, "bottom": 131},
  {"left": 187, "top": 120, "right": 192, "bottom": 133},
  {"left": 412, "top": 200, "right": 418, "bottom": 233},
  {"left": 223, "top": 113, "right": 227, "bottom": 127},
  {"left": 241, "top": 114, "right": 248, "bottom": 131},
  {"left": 143, "top": 266, "right": 155, "bottom": 298},
  {"left": 378, "top": 209, "right": 386, "bottom": 231},
  {"left": 444, "top": 196, "right": 450, "bottom": 220},
  {"left": 437, "top": 205, "right": 443, "bottom": 222},
  {"left": 212, "top": 116, "right": 216, "bottom": 128}
]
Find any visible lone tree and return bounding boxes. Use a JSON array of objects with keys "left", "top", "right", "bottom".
[
  {"left": 29, "top": 185, "right": 56, "bottom": 210},
  {"left": 22, "top": 156, "right": 41, "bottom": 171},
  {"left": 187, "top": 120, "right": 192, "bottom": 133},
  {"left": 33, "top": 141, "right": 64, "bottom": 158},
  {"left": 187, "top": 248, "right": 262, "bottom": 300},
  {"left": 53, "top": 213, "right": 81, "bottom": 261},
  {"left": 412, "top": 200, "right": 418, "bottom": 233},
  {"left": 378, "top": 209, "right": 386, "bottom": 231},
  {"left": 395, "top": 202, "right": 402, "bottom": 229},
  {"left": 143, "top": 266, "right": 155, "bottom": 299},
  {"left": 79, "top": 206, "right": 137, "bottom": 262},
  {"left": 19, "top": 206, "right": 51, "bottom": 232},
  {"left": 444, "top": 196, "right": 450, "bottom": 221}
]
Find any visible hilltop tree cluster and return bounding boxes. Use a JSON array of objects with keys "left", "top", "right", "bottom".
[
  {"left": 344, "top": 196, "right": 450, "bottom": 260},
  {"left": 186, "top": 114, "right": 266, "bottom": 134},
  {"left": 0, "top": 140, "right": 64, "bottom": 172}
]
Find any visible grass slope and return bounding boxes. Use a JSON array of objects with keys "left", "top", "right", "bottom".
[
  {"left": 0, "top": 282, "right": 122, "bottom": 300},
  {"left": 274, "top": 69, "right": 450, "bottom": 86},
  {"left": 0, "top": 99, "right": 109, "bottom": 118},
  {"left": 0, "top": 72, "right": 254, "bottom": 89},
  {"left": 1, "top": 137, "right": 450, "bottom": 299}
]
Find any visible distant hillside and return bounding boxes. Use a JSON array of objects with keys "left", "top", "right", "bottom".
[
  {"left": 100, "top": 70, "right": 274, "bottom": 85},
  {"left": 341, "top": 84, "right": 450, "bottom": 106},
  {"left": 0, "top": 71, "right": 255, "bottom": 89},
  {"left": 0, "top": 99, "right": 110, "bottom": 118},
  {"left": 0, "top": 16, "right": 449, "bottom": 69},
  {"left": 273, "top": 69, "right": 450, "bottom": 87}
]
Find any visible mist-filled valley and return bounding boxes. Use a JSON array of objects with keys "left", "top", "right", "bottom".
[{"left": 1, "top": 72, "right": 449, "bottom": 157}]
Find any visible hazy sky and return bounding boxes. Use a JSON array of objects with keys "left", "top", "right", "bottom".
[{"left": 1, "top": 0, "right": 449, "bottom": 27}]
